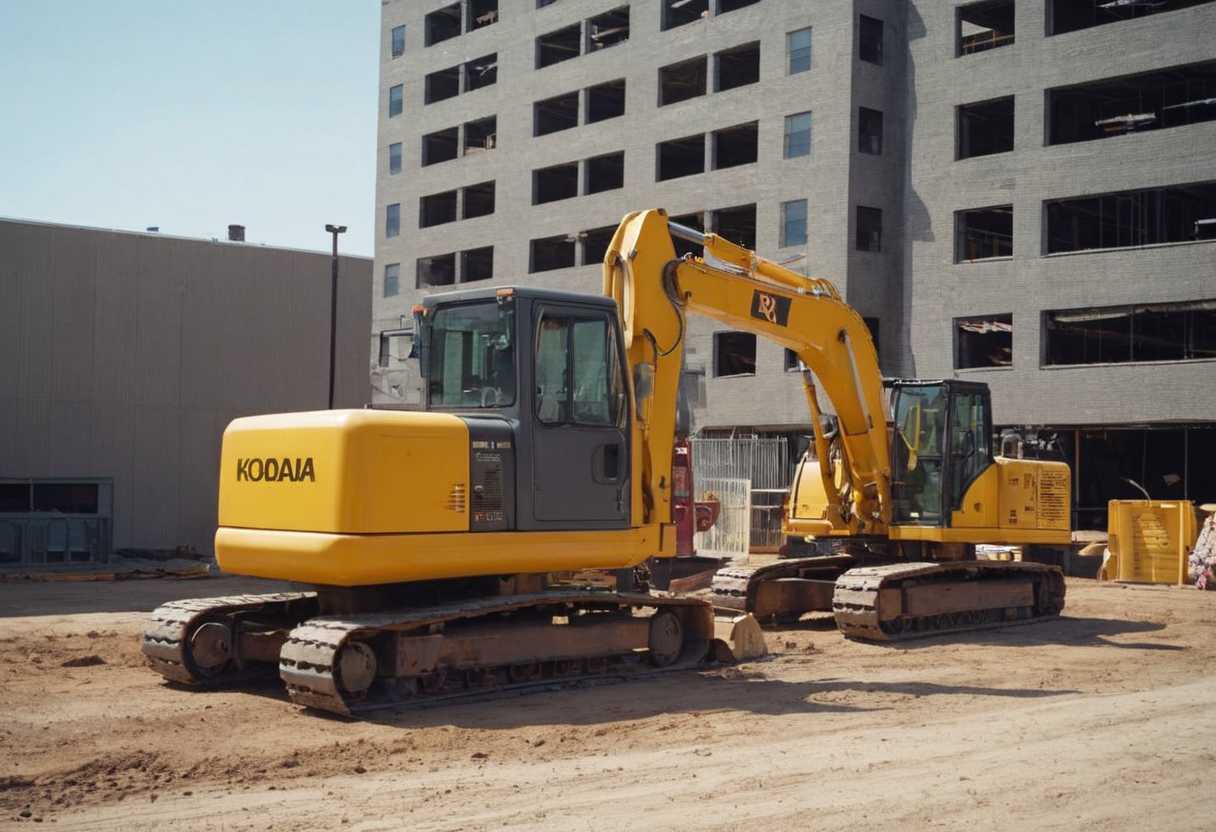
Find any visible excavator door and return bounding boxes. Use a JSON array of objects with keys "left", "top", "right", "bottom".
[
  {"left": 530, "top": 301, "right": 631, "bottom": 528},
  {"left": 889, "top": 380, "right": 993, "bottom": 526}
]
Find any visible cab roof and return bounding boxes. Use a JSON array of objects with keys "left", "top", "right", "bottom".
[{"left": 420, "top": 285, "right": 618, "bottom": 310}]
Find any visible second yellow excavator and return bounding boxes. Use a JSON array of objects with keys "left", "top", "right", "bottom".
[{"left": 143, "top": 209, "right": 1068, "bottom": 714}]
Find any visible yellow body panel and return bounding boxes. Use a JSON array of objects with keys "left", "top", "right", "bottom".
[
  {"left": 1104, "top": 499, "right": 1198, "bottom": 584},
  {"left": 216, "top": 525, "right": 673, "bottom": 587},
  {"left": 218, "top": 409, "right": 469, "bottom": 535}
]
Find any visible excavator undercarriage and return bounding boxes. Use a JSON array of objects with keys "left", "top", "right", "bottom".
[
  {"left": 709, "top": 553, "right": 1065, "bottom": 641},
  {"left": 143, "top": 578, "right": 716, "bottom": 716}
]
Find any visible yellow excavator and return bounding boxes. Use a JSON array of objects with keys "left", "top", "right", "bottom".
[{"left": 142, "top": 209, "right": 1069, "bottom": 715}]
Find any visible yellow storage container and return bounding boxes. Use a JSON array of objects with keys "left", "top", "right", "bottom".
[{"left": 1104, "top": 499, "right": 1199, "bottom": 585}]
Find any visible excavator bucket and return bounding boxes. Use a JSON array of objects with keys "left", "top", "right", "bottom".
[{"left": 713, "top": 613, "right": 767, "bottom": 661}]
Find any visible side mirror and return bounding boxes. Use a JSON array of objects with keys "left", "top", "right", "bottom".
[{"left": 633, "top": 363, "right": 654, "bottom": 421}]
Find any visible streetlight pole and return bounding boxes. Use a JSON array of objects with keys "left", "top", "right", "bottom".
[{"left": 325, "top": 224, "right": 347, "bottom": 409}]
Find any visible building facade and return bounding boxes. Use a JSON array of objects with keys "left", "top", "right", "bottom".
[
  {"left": 374, "top": 0, "right": 1216, "bottom": 526},
  {"left": 0, "top": 219, "right": 372, "bottom": 564}
]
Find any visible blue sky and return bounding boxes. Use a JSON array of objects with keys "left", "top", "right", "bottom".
[{"left": 0, "top": 2, "right": 379, "bottom": 255}]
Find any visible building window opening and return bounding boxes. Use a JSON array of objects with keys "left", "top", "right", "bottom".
[
  {"left": 1044, "top": 299, "right": 1216, "bottom": 365},
  {"left": 659, "top": 56, "right": 708, "bottom": 107},
  {"left": 784, "top": 349, "right": 804, "bottom": 372},
  {"left": 663, "top": 0, "right": 709, "bottom": 30},
  {"left": 717, "top": 0, "right": 761, "bottom": 14},
  {"left": 530, "top": 235, "right": 577, "bottom": 272},
  {"left": 787, "top": 27, "right": 812, "bottom": 74},
  {"left": 1049, "top": 0, "right": 1215, "bottom": 36},
  {"left": 461, "top": 246, "right": 494, "bottom": 282},
  {"left": 958, "top": 96, "right": 1014, "bottom": 159},
  {"left": 533, "top": 162, "right": 579, "bottom": 204},
  {"left": 469, "top": 0, "right": 498, "bottom": 31},
  {"left": 388, "top": 84, "right": 403, "bottom": 117},
  {"left": 958, "top": 0, "right": 1014, "bottom": 55},
  {"left": 422, "top": 127, "right": 459, "bottom": 166},
  {"left": 463, "top": 181, "right": 496, "bottom": 219},
  {"left": 657, "top": 134, "right": 705, "bottom": 181},
  {"left": 425, "top": 3, "right": 462, "bottom": 46},
  {"left": 425, "top": 67, "right": 461, "bottom": 105},
  {"left": 391, "top": 24, "right": 406, "bottom": 58},
  {"left": 714, "top": 204, "right": 757, "bottom": 249},
  {"left": 463, "top": 116, "right": 497, "bottom": 155},
  {"left": 859, "top": 15, "right": 884, "bottom": 65},
  {"left": 956, "top": 205, "right": 1013, "bottom": 261},
  {"left": 955, "top": 314, "right": 1013, "bottom": 368},
  {"left": 587, "top": 78, "right": 626, "bottom": 122},
  {"left": 715, "top": 42, "right": 761, "bottom": 92},
  {"left": 1047, "top": 60, "right": 1216, "bottom": 145},
  {"left": 388, "top": 142, "right": 402, "bottom": 175},
  {"left": 586, "top": 151, "right": 625, "bottom": 194},
  {"left": 537, "top": 23, "right": 581, "bottom": 68},
  {"left": 712, "top": 122, "right": 758, "bottom": 170},
  {"left": 385, "top": 203, "right": 400, "bottom": 238},
  {"left": 784, "top": 112, "right": 812, "bottom": 158},
  {"left": 714, "top": 332, "right": 757, "bottom": 377},
  {"left": 1046, "top": 181, "right": 1216, "bottom": 254},
  {"left": 417, "top": 253, "right": 457, "bottom": 288},
  {"left": 465, "top": 54, "right": 498, "bottom": 91},
  {"left": 383, "top": 263, "right": 400, "bottom": 298},
  {"left": 864, "top": 317, "right": 881, "bottom": 354},
  {"left": 535, "top": 91, "right": 580, "bottom": 136},
  {"left": 582, "top": 226, "right": 617, "bottom": 265},
  {"left": 670, "top": 212, "right": 705, "bottom": 258},
  {"left": 780, "top": 199, "right": 808, "bottom": 247},
  {"left": 588, "top": 7, "right": 629, "bottom": 51},
  {"left": 856, "top": 206, "right": 882, "bottom": 252},
  {"left": 859, "top": 107, "right": 884, "bottom": 154},
  {"left": 420, "top": 191, "right": 458, "bottom": 228}
]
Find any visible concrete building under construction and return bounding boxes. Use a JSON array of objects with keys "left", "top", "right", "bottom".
[{"left": 373, "top": 0, "right": 1216, "bottom": 528}]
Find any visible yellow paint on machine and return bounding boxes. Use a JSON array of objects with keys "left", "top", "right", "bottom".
[
  {"left": 217, "top": 410, "right": 470, "bottom": 535},
  {"left": 216, "top": 526, "right": 670, "bottom": 586},
  {"left": 1104, "top": 499, "right": 1199, "bottom": 585}
]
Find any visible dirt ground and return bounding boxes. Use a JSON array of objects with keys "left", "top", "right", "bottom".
[{"left": 1, "top": 575, "right": 1214, "bottom": 831}]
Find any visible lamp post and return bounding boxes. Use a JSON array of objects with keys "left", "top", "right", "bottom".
[{"left": 325, "top": 224, "right": 347, "bottom": 409}]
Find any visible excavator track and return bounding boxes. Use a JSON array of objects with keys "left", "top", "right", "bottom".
[
  {"left": 279, "top": 591, "right": 716, "bottom": 716},
  {"left": 141, "top": 592, "right": 319, "bottom": 685},
  {"left": 710, "top": 556, "right": 856, "bottom": 623},
  {"left": 832, "top": 561, "right": 1066, "bottom": 642}
]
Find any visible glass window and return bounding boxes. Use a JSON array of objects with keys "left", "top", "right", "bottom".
[
  {"left": 857, "top": 206, "right": 882, "bottom": 251},
  {"left": 891, "top": 386, "right": 947, "bottom": 524},
  {"left": 949, "top": 391, "right": 992, "bottom": 508},
  {"left": 391, "top": 24, "right": 406, "bottom": 57},
  {"left": 781, "top": 199, "right": 808, "bottom": 247},
  {"left": 859, "top": 15, "right": 884, "bottom": 65},
  {"left": 535, "top": 314, "right": 622, "bottom": 426},
  {"left": 425, "top": 303, "right": 516, "bottom": 408},
  {"left": 388, "top": 84, "right": 403, "bottom": 117},
  {"left": 388, "top": 142, "right": 402, "bottom": 174},
  {"left": 383, "top": 263, "right": 399, "bottom": 297},
  {"left": 385, "top": 203, "right": 400, "bottom": 238},
  {"left": 787, "top": 27, "right": 812, "bottom": 74},
  {"left": 784, "top": 111, "right": 812, "bottom": 159},
  {"left": 859, "top": 107, "right": 883, "bottom": 154}
]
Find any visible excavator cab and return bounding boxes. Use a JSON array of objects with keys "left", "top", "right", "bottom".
[
  {"left": 416, "top": 286, "right": 632, "bottom": 532},
  {"left": 888, "top": 380, "right": 993, "bottom": 527}
]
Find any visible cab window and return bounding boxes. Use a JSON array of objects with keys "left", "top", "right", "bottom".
[{"left": 535, "top": 312, "right": 624, "bottom": 427}]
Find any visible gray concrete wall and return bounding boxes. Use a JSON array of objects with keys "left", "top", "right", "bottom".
[
  {"left": 0, "top": 219, "right": 372, "bottom": 555},
  {"left": 903, "top": 0, "right": 1216, "bottom": 427}
]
